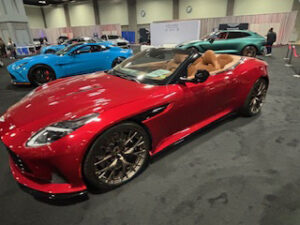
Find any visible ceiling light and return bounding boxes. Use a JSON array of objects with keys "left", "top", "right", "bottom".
[{"left": 38, "top": 0, "right": 47, "bottom": 4}]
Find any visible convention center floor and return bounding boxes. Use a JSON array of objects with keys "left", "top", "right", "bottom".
[{"left": 0, "top": 47, "right": 299, "bottom": 225}]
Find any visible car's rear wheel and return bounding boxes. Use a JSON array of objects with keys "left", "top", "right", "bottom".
[
  {"left": 240, "top": 78, "right": 268, "bottom": 116},
  {"left": 83, "top": 122, "right": 150, "bottom": 190},
  {"left": 112, "top": 57, "right": 126, "bottom": 68},
  {"left": 188, "top": 47, "right": 199, "bottom": 53},
  {"left": 28, "top": 65, "right": 56, "bottom": 86},
  {"left": 242, "top": 46, "right": 257, "bottom": 57},
  {"left": 44, "top": 49, "right": 56, "bottom": 54}
]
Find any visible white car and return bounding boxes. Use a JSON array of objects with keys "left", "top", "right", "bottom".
[{"left": 101, "top": 35, "right": 129, "bottom": 48}]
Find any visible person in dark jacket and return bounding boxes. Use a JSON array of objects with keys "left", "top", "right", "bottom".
[
  {"left": 266, "top": 28, "right": 276, "bottom": 56},
  {"left": 0, "top": 37, "right": 6, "bottom": 58}
]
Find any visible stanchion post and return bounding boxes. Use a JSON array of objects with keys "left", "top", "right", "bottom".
[
  {"left": 285, "top": 44, "right": 294, "bottom": 67},
  {"left": 283, "top": 43, "right": 291, "bottom": 60}
]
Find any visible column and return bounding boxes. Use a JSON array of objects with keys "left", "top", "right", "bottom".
[
  {"left": 173, "top": 0, "right": 179, "bottom": 20},
  {"left": 127, "top": 0, "right": 137, "bottom": 42},
  {"left": 226, "top": 0, "right": 234, "bottom": 16},
  {"left": 92, "top": 0, "right": 100, "bottom": 25}
]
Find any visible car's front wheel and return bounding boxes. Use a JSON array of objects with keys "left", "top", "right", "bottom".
[
  {"left": 242, "top": 46, "right": 257, "bottom": 57},
  {"left": 28, "top": 65, "right": 56, "bottom": 86},
  {"left": 240, "top": 78, "right": 268, "bottom": 116},
  {"left": 83, "top": 122, "right": 150, "bottom": 190},
  {"left": 112, "top": 57, "right": 126, "bottom": 68}
]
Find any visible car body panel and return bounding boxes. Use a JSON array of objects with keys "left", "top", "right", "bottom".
[
  {"left": 0, "top": 53, "right": 268, "bottom": 195},
  {"left": 177, "top": 30, "right": 266, "bottom": 55},
  {"left": 7, "top": 43, "right": 133, "bottom": 84},
  {"left": 40, "top": 37, "right": 113, "bottom": 54}
]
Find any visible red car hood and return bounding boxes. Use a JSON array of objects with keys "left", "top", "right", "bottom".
[{"left": 1, "top": 72, "right": 160, "bottom": 132}]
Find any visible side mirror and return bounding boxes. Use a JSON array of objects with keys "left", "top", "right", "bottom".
[
  {"left": 180, "top": 70, "right": 209, "bottom": 83},
  {"left": 208, "top": 37, "right": 215, "bottom": 44},
  {"left": 194, "top": 70, "right": 210, "bottom": 83}
]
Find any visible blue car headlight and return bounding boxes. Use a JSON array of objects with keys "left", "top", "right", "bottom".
[
  {"left": 26, "top": 113, "right": 99, "bottom": 147},
  {"left": 15, "top": 62, "right": 28, "bottom": 70}
]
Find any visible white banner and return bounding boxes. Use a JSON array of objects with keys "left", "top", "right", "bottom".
[{"left": 150, "top": 20, "right": 201, "bottom": 46}]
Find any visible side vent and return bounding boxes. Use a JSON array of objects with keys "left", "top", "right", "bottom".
[{"left": 133, "top": 104, "right": 169, "bottom": 121}]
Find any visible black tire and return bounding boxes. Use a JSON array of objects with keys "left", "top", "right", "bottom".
[
  {"left": 240, "top": 78, "right": 268, "bottom": 117},
  {"left": 45, "top": 49, "right": 56, "bottom": 54},
  {"left": 28, "top": 65, "right": 56, "bottom": 86},
  {"left": 83, "top": 122, "right": 150, "bottom": 190},
  {"left": 188, "top": 47, "right": 199, "bottom": 53},
  {"left": 112, "top": 57, "right": 126, "bottom": 68},
  {"left": 242, "top": 46, "right": 257, "bottom": 57}
]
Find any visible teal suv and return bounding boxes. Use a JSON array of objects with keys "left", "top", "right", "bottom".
[{"left": 177, "top": 30, "right": 266, "bottom": 57}]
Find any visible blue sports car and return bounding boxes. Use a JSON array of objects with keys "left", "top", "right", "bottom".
[
  {"left": 40, "top": 37, "right": 112, "bottom": 54},
  {"left": 8, "top": 43, "right": 133, "bottom": 85}
]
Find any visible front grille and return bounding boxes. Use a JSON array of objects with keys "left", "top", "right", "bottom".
[{"left": 7, "top": 148, "right": 31, "bottom": 173}]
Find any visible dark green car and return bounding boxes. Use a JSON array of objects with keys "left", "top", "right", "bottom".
[{"left": 176, "top": 30, "right": 266, "bottom": 57}]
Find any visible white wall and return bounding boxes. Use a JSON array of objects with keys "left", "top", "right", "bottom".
[
  {"left": 136, "top": 0, "right": 173, "bottom": 24},
  {"left": 24, "top": 6, "right": 44, "bottom": 28},
  {"left": 44, "top": 5, "right": 67, "bottom": 28},
  {"left": 233, "top": 0, "right": 294, "bottom": 16},
  {"left": 69, "top": 1, "right": 95, "bottom": 26},
  {"left": 179, "top": 0, "right": 227, "bottom": 19},
  {"left": 98, "top": 0, "right": 128, "bottom": 25}
]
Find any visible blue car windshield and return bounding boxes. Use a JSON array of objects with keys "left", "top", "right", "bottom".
[{"left": 56, "top": 43, "right": 82, "bottom": 55}]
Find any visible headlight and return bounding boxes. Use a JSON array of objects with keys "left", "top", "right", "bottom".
[
  {"left": 26, "top": 113, "right": 99, "bottom": 147},
  {"left": 16, "top": 62, "right": 28, "bottom": 70}
]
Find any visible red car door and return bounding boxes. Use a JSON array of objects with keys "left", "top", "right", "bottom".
[{"left": 180, "top": 71, "right": 236, "bottom": 123}]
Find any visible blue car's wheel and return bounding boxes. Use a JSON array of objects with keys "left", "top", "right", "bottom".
[
  {"left": 28, "top": 65, "right": 56, "bottom": 86},
  {"left": 112, "top": 57, "right": 126, "bottom": 68}
]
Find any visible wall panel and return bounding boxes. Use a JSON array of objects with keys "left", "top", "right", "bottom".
[
  {"left": 179, "top": 0, "right": 227, "bottom": 19},
  {"left": 136, "top": 0, "right": 173, "bottom": 24}
]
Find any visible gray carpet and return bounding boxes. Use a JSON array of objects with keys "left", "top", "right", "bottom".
[{"left": 0, "top": 47, "right": 299, "bottom": 225}]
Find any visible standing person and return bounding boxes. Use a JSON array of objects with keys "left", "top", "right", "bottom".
[
  {"left": 7, "top": 38, "right": 17, "bottom": 59},
  {"left": 0, "top": 37, "right": 6, "bottom": 58},
  {"left": 266, "top": 28, "right": 277, "bottom": 56}
]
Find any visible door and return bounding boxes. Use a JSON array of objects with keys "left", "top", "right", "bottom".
[
  {"left": 224, "top": 32, "right": 251, "bottom": 53},
  {"left": 62, "top": 45, "right": 108, "bottom": 76},
  {"left": 180, "top": 71, "right": 236, "bottom": 125}
]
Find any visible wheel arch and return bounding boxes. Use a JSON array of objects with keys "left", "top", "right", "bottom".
[
  {"left": 27, "top": 63, "right": 57, "bottom": 83},
  {"left": 80, "top": 117, "right": 153, "bottom": 187},
  {"left": 241, "top": 44, "right": 259, "bottom": 54}
]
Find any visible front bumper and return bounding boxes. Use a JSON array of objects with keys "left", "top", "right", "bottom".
[
  {"left": 9, "top": 158, "right": 87, "bottom": 199},
  {"left": 7, "top": 66, "right": 30, "bottom": 85},
  {"left": 1, "top": 138, "right": 88, "bottom": 197}
]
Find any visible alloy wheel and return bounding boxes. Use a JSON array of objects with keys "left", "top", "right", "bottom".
[
  {"left": 32, "top": 67, "right": 55, "bottom": 85},
  {"left": 112, "top": 57, "right": 125, "bottom": 67},
  {"left": 93, "top": 129, "right": 148, "bottom": 185},
  {"left": 249, "top": 81, "right": 267, "bottom": 114},
  {"left": 243, "top": 46, "right": 257, "bottom": 57}
]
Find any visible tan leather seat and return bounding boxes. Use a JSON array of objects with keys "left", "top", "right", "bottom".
[
  {"left": 187, "top": 50, "right": 237, "bottom": 78},
  {"left": 166, "top": 54, "right": 187, "bottom": 71}
]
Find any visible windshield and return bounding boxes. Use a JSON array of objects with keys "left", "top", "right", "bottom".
[
  {"left": 108, "top": 35, "right": 120, "bottom": 39},
  {"left": 56, "top": 43, "right": 82, "bottom": 55},
  {"left": 110, "top": 48, "right": 190, "bottom": 85},
  {"left": 201, "top": 31, "right": 219, "bottom": 40}
]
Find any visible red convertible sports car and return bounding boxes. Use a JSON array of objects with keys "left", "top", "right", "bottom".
[{"left": 0, "top": 48, "right": 268, "bottom": 198}]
